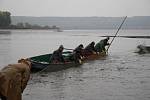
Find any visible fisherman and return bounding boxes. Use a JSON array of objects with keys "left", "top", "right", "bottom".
[
  {"left": 73, "top": 44, "right": 84, "bottom": 63},
  {"left": 84, "top": 41, "right": 96, "bottom": 55},
  {"left": 0, "top": 58, "right": 31, "bottom": 100},
  {"left": 50, "top": 45, "right": 65, "bottom": 63},
  {"left": 95, "top": 37, "right": 110, "bottom": 53}
]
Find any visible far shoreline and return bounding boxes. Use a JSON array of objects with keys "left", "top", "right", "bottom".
[
  {"left": 101, "top": 35, "right": 150, "bottom": 39},
  {"left": 0, "top": 28, "right": 150, "bottom": 30}
]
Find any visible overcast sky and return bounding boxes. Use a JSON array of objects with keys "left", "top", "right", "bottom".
[{"left": 0, "top": 0, "right": 150, "bottom": 17}]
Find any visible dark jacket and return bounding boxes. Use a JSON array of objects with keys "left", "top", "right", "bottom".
[
  {"left": 74, "top": 46, "right": 83, "bottom": 56},
  {"left": 103, "top": 39, "right": 109, "bottom": 46},
  {"left": 84, "top": 43, "right": 96, "bottom": 53},
  {"left": 73, "top": 45, "right": 84, "bottom": 62},
  {"left": 50, "top": 49, "right": 65, "bottom": 63},
  {"left": 95, "top": 39, "right": 109, "bottom": 52}
]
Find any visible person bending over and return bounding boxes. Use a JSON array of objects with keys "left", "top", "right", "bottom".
[
  {"left": 95, "top": 37, "right": 110, "bottom": 53},
  {"left": 50, "top": 45, "right": 65, "bottom": 63}
]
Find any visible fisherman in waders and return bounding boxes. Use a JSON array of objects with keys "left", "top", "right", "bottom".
[
  {"left": 95, "top": 37, "right": 110, "bottom": 53},
  {"left": 73, "top": 44, "right": 84, "bottom": 63},
  {"left": 50, "top": 45, "right": 65, "bottom": 63},
  {"left": 84, "top": 41, "right": 96, "bottom": 56}
]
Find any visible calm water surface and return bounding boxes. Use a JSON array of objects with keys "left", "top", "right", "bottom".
[{"left": 0, "top": 29, "right": 150, "bottom": 100}]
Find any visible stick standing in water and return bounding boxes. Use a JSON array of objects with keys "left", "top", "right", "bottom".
[{"left": 106, "top": 16, "right": 127, "bottom": 52}]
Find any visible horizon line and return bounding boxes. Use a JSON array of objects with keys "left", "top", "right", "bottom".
[{"left": 11, "top": 15, "right": 150, "bottom": 18}]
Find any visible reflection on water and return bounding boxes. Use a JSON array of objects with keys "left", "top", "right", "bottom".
[
  {"left": 0, "top": 30, "right": 11, "bottom": 34},
  {"left": 0, "top": 29, "right": 150, "bottom": 100},
  {"left": 0, "top": 31, "right": 12, "bottom": 67}
]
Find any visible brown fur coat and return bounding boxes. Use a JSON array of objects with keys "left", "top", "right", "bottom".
[{"left": 0, "top": 59, "right": 31, "bottom": 100}]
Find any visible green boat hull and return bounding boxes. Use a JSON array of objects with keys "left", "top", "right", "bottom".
[
  {"left": 29, "top": 51, "right": 81, "bottom": 72},
  {"left": 29, "top": 51, "right": 107, "bottom": 72}
]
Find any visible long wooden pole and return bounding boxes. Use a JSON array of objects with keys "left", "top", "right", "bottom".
[{"left": 106, "top": 16, "right": 127, "bottom": 52}]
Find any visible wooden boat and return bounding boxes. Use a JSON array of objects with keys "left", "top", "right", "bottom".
[
  {"left": 29, "top": 51, "right": 107, "bottom": 72},
  {"left": 82, "top": 51, "right": 107, "bottom": 61},
  {"left": 29, "top": 51, "right": 81, "bottom": 72}
]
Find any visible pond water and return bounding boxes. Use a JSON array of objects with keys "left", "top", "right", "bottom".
[{"left": 0, "top": 29, "right": 150, "bottom": 100}]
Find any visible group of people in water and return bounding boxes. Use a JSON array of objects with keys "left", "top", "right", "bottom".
[
  {"left": 50, "top": 37, "right": 110, "bottom": 63},
  {"left": 0, "top": 37, "right": 110, "bottom": 100}
]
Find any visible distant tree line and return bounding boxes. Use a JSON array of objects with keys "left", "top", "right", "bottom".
[
  {"left": 0, "top": 11, "right": 61, "bottom": 30},
  {"left": 11, "top": 22, "right": 60, "bottom": 30},
  {"left": 0, "top": 11, "right": 11, "bottom": 28}
]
